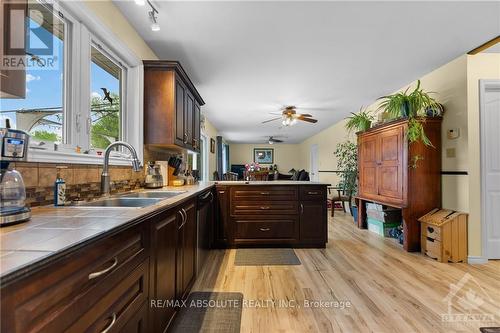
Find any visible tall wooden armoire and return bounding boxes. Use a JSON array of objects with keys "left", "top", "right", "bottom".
[{"left": 356, "top": 118, "right": 442, "bottom": 252}]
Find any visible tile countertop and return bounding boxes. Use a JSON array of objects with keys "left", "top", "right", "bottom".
[{"left": 0, "top": 182, "right": 215, "bottom": 281}]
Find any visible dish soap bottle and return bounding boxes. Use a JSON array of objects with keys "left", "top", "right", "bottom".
[{"left": 54, "top": 166, "right": 66, "bottom": 206}]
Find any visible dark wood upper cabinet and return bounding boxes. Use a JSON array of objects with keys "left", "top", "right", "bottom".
[
  {"left": 1, "top": 1, "right": 27, "bottom": 99},
  {"left": 143, "top": 61, "right": 204, "bottom": 152},
  {"left": 357, "top": 118, "right": 442, "bottom": 251}
]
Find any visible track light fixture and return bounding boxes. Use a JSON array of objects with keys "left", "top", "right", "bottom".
[{"left": 135, "top": 0, "right": 160, "bottom": 31}]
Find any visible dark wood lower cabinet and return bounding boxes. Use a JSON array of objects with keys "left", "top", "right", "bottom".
[
  {"left": 299, "top": 201, "right": 328, "bottom": 245},
  {"left": 176, "top": 200, "right": 197, "bottom": 300},
  {"left": 0, "top": 197, "right": 200, "bottom": 333},
  {"left": 150, "top": 210, "right": 178, "bottom": 332},
  {"left": 218, "top": 184, "right": 328, "bottom": 248}
]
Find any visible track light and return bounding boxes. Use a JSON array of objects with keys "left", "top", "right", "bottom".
[
  {"left": 149, "top": 10, "right": 160, "bottom": 31},
  {"left": 137, "top": 0, "right": 160, "bottom": 32}
]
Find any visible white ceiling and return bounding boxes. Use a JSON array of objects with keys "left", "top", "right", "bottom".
[{"left": 115, "top": 1, "right": 499, "bottom": 143}]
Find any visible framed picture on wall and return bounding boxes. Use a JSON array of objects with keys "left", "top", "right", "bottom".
[
  {"left": 210, "top": 138, "right": 215, "bottom": 153},
  {"left": 254, "top": 148, "right": 274, "bottom": 164}
]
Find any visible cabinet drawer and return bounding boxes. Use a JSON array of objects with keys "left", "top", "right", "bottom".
[
  {"left": 299, "top": 186, "right": 326, "bottom": 201},
  {"left": 231, "top": 186, "right": 298, "bottom": 201},
  {"left": 2, "top": 224, "right": 148, "bottom": 333},
  {"left": 422, "top": 237, "right": 442, "bottom": 261},
  {"left": 231, "top": 201, "right": 298, "bottom": 215},
  {"left": 234, "top": 217, "right": 297, "bottom": 239},
  {"left": 421, "top": 223, "right": 441, "bottom": 241},
  {"left": 68, "top": 258, "right": 149, "bottom": 332}
]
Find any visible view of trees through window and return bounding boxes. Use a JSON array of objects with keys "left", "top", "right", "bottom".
[{"left": 90, "top": 46, "right": 122, "bottom": 149}]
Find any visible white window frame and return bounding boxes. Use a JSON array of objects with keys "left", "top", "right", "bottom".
[{"left": 26, "top": 0, "right": 143, "bottom": 166}]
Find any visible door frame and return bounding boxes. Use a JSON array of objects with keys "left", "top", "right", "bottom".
[
  {"left": 310, "top": 144, "right": 319, "bottom": 181},
  {"left": 479, "top": 79, "right": 500, "bottom": 260}
]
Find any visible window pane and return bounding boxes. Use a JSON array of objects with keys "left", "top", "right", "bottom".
[
  {"left": 90, "top": 46, "right": 121, "bottom": 149},
  {"left": 0, "top": 3, "right": 65, "bottom": 143}
]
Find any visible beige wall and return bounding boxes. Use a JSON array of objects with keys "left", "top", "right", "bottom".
[
  {"left": 83, "top": 0, "right": 158, "bottom": 60},
  {"left": 229, "top": 143, "right": 301, "bottom": 174},
  {"left": 297, "top": 119, "right": 355, "bottom": 186},
  {"left": 466, "top": 53, "right": 500, "bottom": 257},
  {"left": 202, "top": 119, "right": 219, "bottom": 179}
]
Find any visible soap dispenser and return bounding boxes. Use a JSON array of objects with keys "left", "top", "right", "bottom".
[{"left": 54, "top": 166, "right": 66, "bottom": 206}]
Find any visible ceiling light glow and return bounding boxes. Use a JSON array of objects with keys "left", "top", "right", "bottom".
[{"left": 134, "top": 0, "right": 145, "bottom": 6}]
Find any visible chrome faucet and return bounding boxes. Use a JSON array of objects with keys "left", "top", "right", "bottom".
[{"left": 101, "top": 141, "right": 142, "bottom": 195}]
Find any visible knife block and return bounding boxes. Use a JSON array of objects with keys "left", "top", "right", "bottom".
[{"left": 167, "top": 166, "right": 178, "bottom": 186}]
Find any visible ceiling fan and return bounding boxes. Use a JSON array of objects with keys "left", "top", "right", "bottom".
[
  {"left": 262, "top": 106, "right": 318, "bottom": 126},
  {"left": 267, "top": 136, "right": 284, "bottom": 144}
]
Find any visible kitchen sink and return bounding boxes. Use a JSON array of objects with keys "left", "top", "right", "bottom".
[
  {"left": 71, "top": 197, "right": 161, "bottom": 208},
  {"left": 120, "top": 191, "right": 186, "bottom": 199}
]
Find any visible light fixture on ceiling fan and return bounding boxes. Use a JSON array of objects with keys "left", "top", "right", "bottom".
[{"left": 262, "top": 106, "right": 318, "bottom": 127}]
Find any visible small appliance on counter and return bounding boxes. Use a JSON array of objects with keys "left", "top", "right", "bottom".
[
  {"left": 145, "top": 161, "right": 164, "bottom": 188},
  {"left": 0, "top": 124, "right": 31, "bottom": 226}
]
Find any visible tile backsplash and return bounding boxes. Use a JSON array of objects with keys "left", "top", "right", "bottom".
[{"left": 10, "top": 162, "right": 145, "bottom": 207}]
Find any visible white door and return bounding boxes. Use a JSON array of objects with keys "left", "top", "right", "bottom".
[
  {"left": 310, "top": 144, "right": 319, "bottom": 182},
  {"left": 480, "top": 80, "right": 500, "bottom": 259}
]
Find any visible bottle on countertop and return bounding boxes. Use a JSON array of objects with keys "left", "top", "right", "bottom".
[{"left": 54, "top": 166, "right": 66, "bottom": 206}]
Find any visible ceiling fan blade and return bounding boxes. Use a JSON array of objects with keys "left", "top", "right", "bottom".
[
  {"left": 261, "top": 117, "right": 281, "bottom": 124},
  {"left": 298, "top": 116, "right": 318, "bottom": 123},
  {"left": 269, "top": 112, "right": 283, "bottom": 116},
  {"left": 273, "top": 139, "right": 284, "bottom": 143},
  {"left": 299, "top": 113, "right": 313, "bottom": 117}
]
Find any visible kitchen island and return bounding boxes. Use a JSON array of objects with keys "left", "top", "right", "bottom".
[{"left": 213, "top": 181, "right": 329, "bottom": 248}]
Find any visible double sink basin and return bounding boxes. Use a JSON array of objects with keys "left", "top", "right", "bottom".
[{"left": 70, "top": 190, "right": 186, "bottom": 208}]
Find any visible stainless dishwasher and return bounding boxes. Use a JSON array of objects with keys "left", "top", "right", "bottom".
[{"left": 196, "top": 190, "right": 213, "bottom": 274}]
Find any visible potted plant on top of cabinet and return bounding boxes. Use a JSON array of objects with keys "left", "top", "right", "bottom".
[
  {"left": 376, "top": 80, "right": 442, "bottom": 148},
  {"left": 345, "top": 107, "right": 374, "bottom": 133}
]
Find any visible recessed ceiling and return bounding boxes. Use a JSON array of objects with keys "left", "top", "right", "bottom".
[{"left": 115, "top": 1, "right": 499, "bottom": 143}]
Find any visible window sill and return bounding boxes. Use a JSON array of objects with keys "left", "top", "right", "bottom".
[{"left": 28, "top": 148, "right": 136, "bottom": 166}]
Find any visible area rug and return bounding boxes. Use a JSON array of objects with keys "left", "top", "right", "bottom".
[
  {"left": 234, "top": 248, "right": 301, "bottom": 266},
  {"left": 169, "top": 292, "right": 243, "bottom": 333}
]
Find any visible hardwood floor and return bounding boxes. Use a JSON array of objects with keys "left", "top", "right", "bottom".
[{"left": 193, "top": 212, "right": 500, "bottom": 332}]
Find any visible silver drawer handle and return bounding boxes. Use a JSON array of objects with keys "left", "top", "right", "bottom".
[
  {"left": 260, "top": 227, "right": 270, "bottom": 232},
  {"left": 260, "top": 206, "right": 270, "bottom": 210},
  {"left": 307, "top": 191, "right": 319, "bottom": 195},
  {"left": 89, "top": 257, "right": 118, "bottom": 280},
  {"left": 260, "top": 192, "right": 270, "bottom": 195},
  {"left": 100, "top": 313, "right": 117, "bottom": 333}
]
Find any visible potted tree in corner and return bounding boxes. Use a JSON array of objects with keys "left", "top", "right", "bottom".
[{"left": 333, "top": 141, "right": 358, "bottom": 222}]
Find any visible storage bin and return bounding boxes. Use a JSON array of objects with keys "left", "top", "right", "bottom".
[{"left": 367, "top": 218, "right": 400, "bottom": 237}]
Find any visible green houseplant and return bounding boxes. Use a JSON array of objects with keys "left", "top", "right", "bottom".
[
  {"left": 377, "top": 80, "right": 440, "bottom": 147},
  {"left": 377, "top": 80, "right": 442, "bottom": 119},
  {"left": 345, "top": 107, "right": 374, "bottom": 133},
  {"left": 333, "top": 141, "right": 358, "bottom": 221}
]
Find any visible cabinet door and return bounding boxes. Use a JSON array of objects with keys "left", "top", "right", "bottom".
[
  {"left": 150, "top": 211, "right": 177, "bottom": 332},
  {"left": 175, "top": 80, "right": 186, "bottom": 146},
  {"left": 193, "top": 102, "right": 201, "bottom": 152},
  {"left": 358, "top": 135, "right": 378, "bottom": 199},
  {"left": 214, "top": 187, "right": 230, "bottom": 247},
  {"left": 377, "top": 126, "right": 404, "bottom": 203},
  {"left": 176, "top": 200, "right": 197, "bottom": 300},
  {"left": 299, "top": 201, "right": 327, "bottom": 244},
  {"left": 184, "top": 92, "right": 194, "bottom": 150}
]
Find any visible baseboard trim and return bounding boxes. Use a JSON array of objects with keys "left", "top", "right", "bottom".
[{"left": 467, "top": 256, "right": 488, "bottom": 264}]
